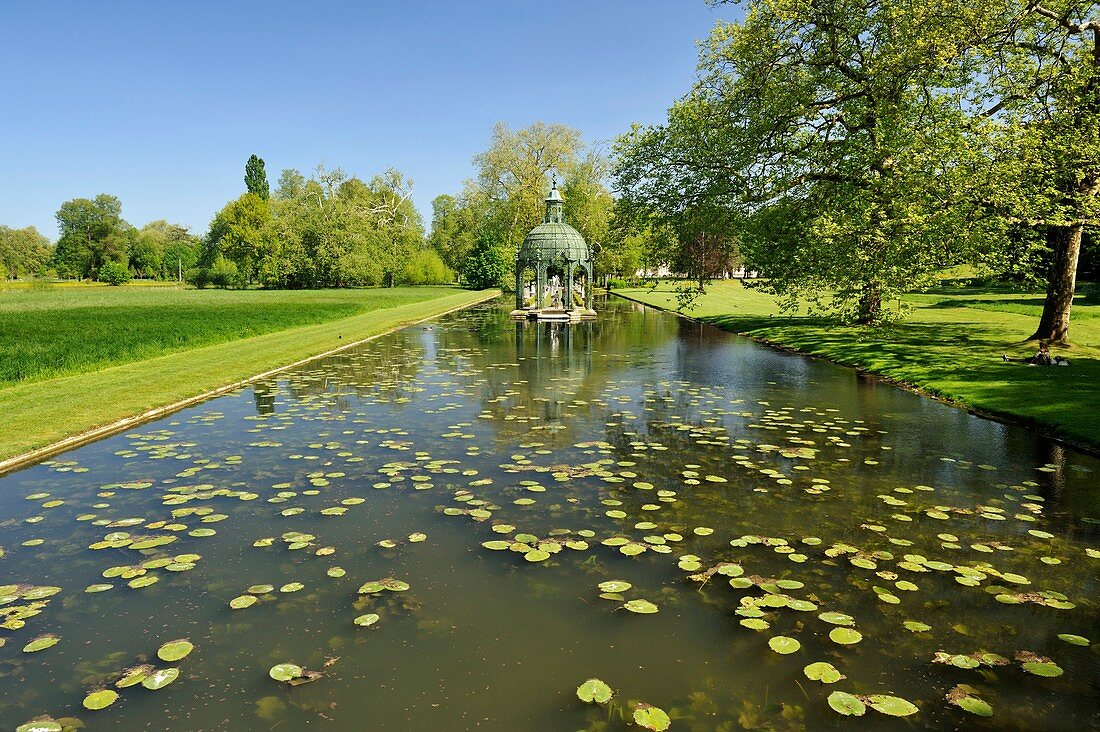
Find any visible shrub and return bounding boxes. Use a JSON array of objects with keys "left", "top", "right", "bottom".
[
  {"left": 98, "top": 260, "right": 132, "bottom": 286},
  {"left": 399, "top": 249, "right": 453, "bottom": 285},
  {"left": 460, "top": 236, "right": 507, "bottom": 290},
  {"left": 186, "top": 267, "right": 209, "bottom": 289},
  {"left": 336, "top": 252, "right": 385, "bottom": 287}
]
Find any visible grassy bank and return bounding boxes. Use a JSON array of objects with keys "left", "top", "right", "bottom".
[
  {"left": 0, "top": 285, "right": 463, "bottom": 386},
  {"left": 0, "top": 287, "right": 497, "bottom": 464},
  {"left": 614, "top": 281, "right": 1100, "bottom": 447}
]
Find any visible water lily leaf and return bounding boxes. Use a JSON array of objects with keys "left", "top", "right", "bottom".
[
  {"left": 829, "top": 628, "right": 863, "bottom": 645},
  {"left": 740, "top": 618, "right": 770, "bottom": 630},
  {"left": 157, "top": 639, "right": 194, "bottom": 662},
  {"left": 623, "top": 599, "right": 659, "bottom": 614},
  {"left": 408, "top": 532, "right": 427, "bottom": 542},
  {"left": 1057, "top": 633, "right": 1089, "bottom": 646},
  {"left": 280, "top": 582, "right": 304, "bottom": 593},
  {"left": 23, "top": 634, "right": 60, "bottom": 653},
  {"left": 1021, "top": 661, "right": 1063, "bottom": 677},
  {"left": 597, "top": 580, "right": 632, "bottom": 593},
  {"left": 229, "top": 595, "right": 257, "bottom": 609},
  {"left": 82, "top": 688, "right": 119, "bottom": 710},
  {"left": 769, "top": 636, "right": 801, "bottom": 654},
  {"left": 269, "top": 663, "right": 303, "bottom": 682},
  {"left": 633, "top": 703, "right": 671, "bottom": 731},
  {"left": 952, "top": 695, "right": 993, "bottom": 717},
  {"left": 141, "top": 667, "right": 179, "bottom": 690},
  {"left": 866, "top": 695, "right": 918, "bottom": 716},
  {"left": 804, "top": 661, "right": 844, "bottom": 683},
  {"left": 903, "top": 620, "right": 932, "bottom": 632},
  {"left": 116, "top": 665, "right": 153, "bottom": 688},
  {"left": 828, "top": 691, "right": 866, "bottom": 716},
  {"left": 576, "top": 678, "right": 613, "bottom": 704},
  {"left": 482, "top": 540, "right": 511, "bottom": 550},
  {"left": 354, "top": 613, "right": 380, "bottom": 627},
  {"left": 818, "top": 611, "right": 855, "bottom": 626}
]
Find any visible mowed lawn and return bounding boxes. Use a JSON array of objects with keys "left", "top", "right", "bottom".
[
  {"left": 0, "top": 285, "right": 461, "bottom": 386},
  {"left": 615, "top": 280, "right": 1100, "bottom": 448},
  {"left": 0, "top": 285, "right": 497, "bottom": 464}
]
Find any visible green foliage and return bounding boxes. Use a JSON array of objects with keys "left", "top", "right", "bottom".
[
  {"left": 398, "top": 249, "right": 453, "bottom": 285},
  {"left": 204, "top": 193, "right": 273, "bottom": 283},
  {"left": 460, "top": 233, "right": 507, "bottom": 290},
  {"left": 245, "top": 154, "right": 270, "bottom": 200},
  {"left": 0, "top": 226, "right": 52, "bottom": 279},
  {"left": 97, "top": 260, "right": 131, "bottom": 286},
  {"left": 52, "top": 194, "right": 134, "bottom": 279}
]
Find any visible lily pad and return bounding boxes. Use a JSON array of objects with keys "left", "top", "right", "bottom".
[
  {"left": 1057, "top": 633, "right": 1089, "bottom": 647},
  {"left": 769, "top": 636, "right": 801, "bottom": 654},
  {"left": 622, "top": 599, "right": 659, "bottom": 614},
  {"left": 597, "top": 580, "right": 632, "bottom": 593},
  {"left": 269, "top": 663, "right": 304, "bottom": 682},
  {"left": 1021, "top": 660, "right": 1063, "bottom": 677},
  {"left": 866, "top": 695, "right": 918, "bottom": 717},
  {"left": 829, "top": 627, "right": 863, "bottom": 645},
  {"left": 82, "top": 688, "right": 119, "bottom": 710},
  {"left": 804, "top": 661, "right": 844, "bottom": 683},
  {"left": 229, "top": 595, "right": 257, "bottom": 609},
  {"left": 633, "top": 703, "right": 671, "bottom": 731},
  {"left": 576, "top": 678, "right": 613, "bottom": 704},
  {"left": 827, "top": 691, "right": 866, "bottom": 716},
  {"left": 23, "top": 634, "right": 60, "bottom": 653},
  {"left": 354, "top": 613, "right": 380, "bottom": 627},
  {"left": 16, "top": 718, "right": 63, "bottom": 732},
  {"left": 152, "top": 639, "right": 192, "bottom": 663},
  {"left": 141, "top": 667, "right": 179, "bottom": 690}
]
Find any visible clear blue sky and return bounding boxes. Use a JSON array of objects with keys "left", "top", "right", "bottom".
[{"left": 0, "top": 1, "right": 735, "bottom": 240}]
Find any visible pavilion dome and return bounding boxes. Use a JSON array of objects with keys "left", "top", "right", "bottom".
[{"left": 517, "top": 184, "right": 590, "bottom": 265}]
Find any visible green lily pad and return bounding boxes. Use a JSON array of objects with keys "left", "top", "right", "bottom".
[
  {"left": 1057, "top": 633, "right": 1089, "bottom": 646},
  {"left": 247, "top": 584, "right": 275, "bottom": 594},
  {"left": 230, "top": 595, "right": 257, "bottom": 609},
  {"left": 769, "top": 636, "right": 801, "bottom": 654},
  {"left": 576, "top": 678, "right": 613, "bottom": 704},
  {"left": 524, "top": 549, "right": 551, "bottom": 562},
  {"left": 740, "top": 618, "right": 770, "bottom": 630},
  {"left": 269, "top": 663, "right": 304, "bottom": 682},
  {"left": 1021, "top": 661, "right": 1063, "bottom": 677},
  {"left": 804, "top": 661, "right": 843, "bottom": 683},
  {"left": 116, "top": 665, "right": 153, "bottom": 688},
  {"left": 482, "top": 540, "right": 511, "bottom": 550},
  {"left": 827, "top": 691, "right": 866, "bottom": 716},
  {"left": 633, "top": 703, "right": 671, "bottom": 731},
  {"left": 157, "top": 639, "right": 194, "bottom": 662},
  {"left": 280, "top": 582, "right": 304, "bottom": 593},
  {"left": 903, "top": 620, "right": 932, "bottom": 632},
  {"left": 598, "top": 580, "right": 632, "bottom": 593},
  {"left": 23, "top": 634, "right": 59, "bottom": 653},
  {"left": 354, "top": 613, "right": 380, "bottom": 627},
  {"left": 866, "top": 695, "right": 918, "bottom": 716},
  {"left": 818, "top": 611, "right": 855, "bottom": 626},
  {"left": 829, "top": 627, "right": 863, "bottom": 645},
  {"left": 954, "top": 695, "right": 993, "bottom": 717},
  {"left": 141, "top": 667, "right": 179, "bottom": 690},
  {"left": 623, "top": 599, "right": 659, "bottom": 614},
  {"left": 82, "top": 688, "right": 119, "bottom": 710}
]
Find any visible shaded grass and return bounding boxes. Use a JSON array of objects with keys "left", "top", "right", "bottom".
[
  {"left": 0, "top": 286, "right": 459, "bottom": 386},
  {"left": 615, "top": 281, "right": 1100, "bottom": 448},
  {"left": 0, "top": 288, "right": 497, "bottom": 463}
]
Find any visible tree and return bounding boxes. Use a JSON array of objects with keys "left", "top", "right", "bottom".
[
  {"left": 461, "top": 232, "right": 508, "bottom": 290},
  {"left": 0, "top": 226, "right": 52, "bottom": 279},
  {"left": 98, "top": 259, "right": 131, "bottom": 286},
  {"left": 245, "top": 155, "right": 270, "bottom": 200},
  {"left": 132, "top": 220, "right": 198, "bottom": 280},
  {"left": 616, "top": 0, "right": 1002, "bottom": 323},
  {"left": 204, "top": 193, "right": 273, "bottom": 283},
  {"left": 973, "top": 1, "right": 1098, "bottom": 342},
  {"left": 52, "top": 194, "right": 133, "bottom": 279}
]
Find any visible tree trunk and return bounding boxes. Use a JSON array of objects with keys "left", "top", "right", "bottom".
[
  {"left": 857, "top": 284, "right": 882, "bottom": 325},
  {"left": 1029, "top": 223, "right": 1082, "bottom": 344}
]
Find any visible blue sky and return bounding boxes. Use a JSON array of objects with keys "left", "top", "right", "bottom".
[{"left": 0, "top": 1, "right": 734, "bottom": 239}]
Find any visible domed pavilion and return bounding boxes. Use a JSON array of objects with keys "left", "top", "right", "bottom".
[{"left": 511, "top": 182, "right": 596, "bottom": 320}]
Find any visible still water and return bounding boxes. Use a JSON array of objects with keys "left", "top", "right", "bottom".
[{"left": 1, "top": 296, "right": 1097, "bottom": 731}]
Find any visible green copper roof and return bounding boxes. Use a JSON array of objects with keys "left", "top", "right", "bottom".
[
  {"left": 517, "top": 183, "right": 591, "bottom": 264},
  {"left": 518, "top": 221, "right": 591, "bottom": 264}
]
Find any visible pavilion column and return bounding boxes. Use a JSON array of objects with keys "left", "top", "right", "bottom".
[
  {"left": 585, "top": 264, "right": 593, "bottom": 309},
  {"left": 536, "top": 265, "right": 545, "bottom": 309},
  {"left": 515, "top": 266, "right": 523, "bottom": 310},
  {"left": 565, "top": 265, "right": 574, "bottom": 311}
]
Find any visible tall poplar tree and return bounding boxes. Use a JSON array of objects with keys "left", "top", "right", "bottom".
[{"left": 245, "top": 155, "right": 270, "bottom": 200}]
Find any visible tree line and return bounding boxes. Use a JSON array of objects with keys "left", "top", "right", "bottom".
[{"left": 1, "top": 155, "right": 451, "bottom": 289}]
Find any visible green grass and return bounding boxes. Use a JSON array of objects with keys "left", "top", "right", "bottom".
[
  {"left": 0, "top": 286, "right": 461, "bottom": 386},
  {"left": 615, "top": 280, "right": 1100, "bottom": 448},
  {"left": 0, "top": 287, "right": 497, "bottom": 463}
]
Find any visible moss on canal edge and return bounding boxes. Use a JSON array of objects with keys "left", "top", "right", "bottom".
[
  {"left": 0, "top": 289, "right": 499, "bottom": 472},
  {"left": 612, "top": 286, "right": 1100, "bottom": 454}
]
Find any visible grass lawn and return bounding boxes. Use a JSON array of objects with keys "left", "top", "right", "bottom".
[
  {"left": 0, "top": 286, "right": 497, "bottom": 464},
  {"left": 0, "top": 285, "right": 465, "bottom": 386},
  {"left": 614, "top": 280, "right": 1100, "bottom": 448}
]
